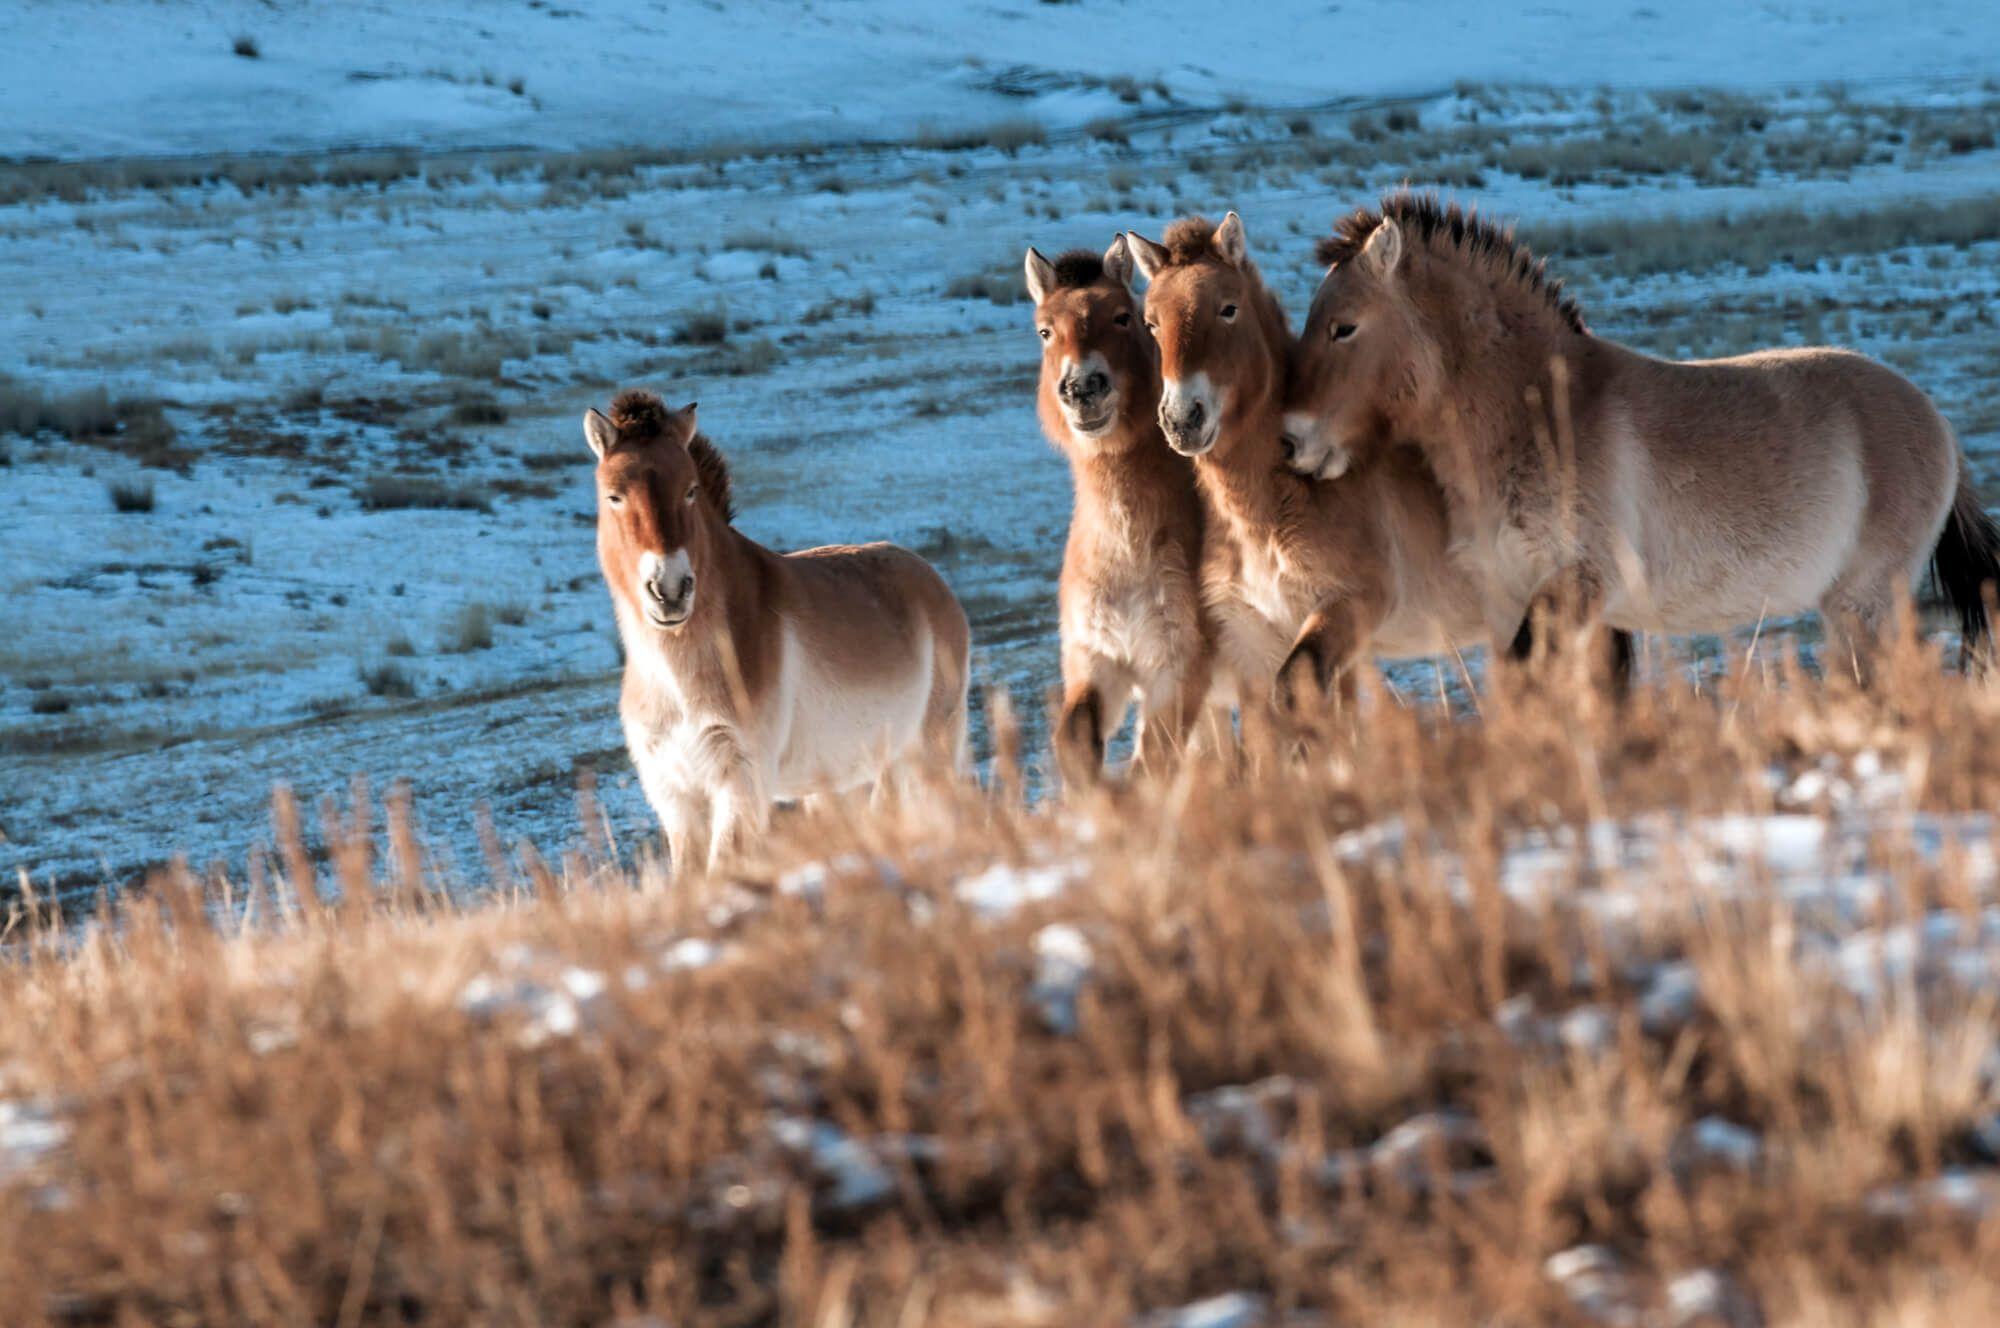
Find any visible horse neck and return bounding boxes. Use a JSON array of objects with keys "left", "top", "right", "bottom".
[
  {"left": 1194, "top": 315, "right": 1292, "bottom": 542},
  {"left": 1068, "top": 417, "right": 1197, "bottom": 537},
  {"left": 1417, "top": 258, "right": 1594, "bottom": 510}
]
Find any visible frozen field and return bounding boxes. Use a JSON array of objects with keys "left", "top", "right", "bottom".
[{"left": 6, "top": 3, "right": 2000, "bottom": 896}]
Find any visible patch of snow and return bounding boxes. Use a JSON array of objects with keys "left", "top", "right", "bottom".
[
  {"left": 0, "top": 1100, "right": 69, "bottom": 1180},
  {"left": 1677, "top": 1117, "right": 1762, "bottom": 1172},
  {"left": 956, "top": 859, "right": 1087, "bottom": 918},
  {"left": 770, "top": 1117, "right": 897, "bottom": 1212},
  {"left": 1139, "top": 1292, "right": 1269, "bottom": 1328},
  {"left": 1031, "top": 922, "right": 1093, "bottom": 1034},
  {"left": 661, "top": 937, "right": 725, "bottom": 973}
]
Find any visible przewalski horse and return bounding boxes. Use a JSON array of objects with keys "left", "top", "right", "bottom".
[
  {"left": 1124, "top": 213, "right": 1492, "bottom": 714},
  {"left": 1282, "top": 192, "right": 2000, "bottom": 676},
  {"left": 1026, "top": 237, "right": 1211, "bottom": 780},
  {"left": 588, "top": 391, "right": 969, "bottom": 873}
]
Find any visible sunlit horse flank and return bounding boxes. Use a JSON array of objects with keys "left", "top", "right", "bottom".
[
  {"left": 1026, "top": 236, "right": 1212, "bottom": 781},
  {"left": 588, "top": 391, "right": 969, "bottom": 874},
  {"left": 1283, "top": 192, "right": 2000, "bottom": 676},
  {"left": 1125, "top": 213, "right": 1490, "bottom": 715}
]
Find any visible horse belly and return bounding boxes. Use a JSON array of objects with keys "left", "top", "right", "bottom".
[
  {"left": 1608, "top": 451, "right": 1866, "bottom": 633},
  {"left": 769, "top": 621, "right": 930, "bottom": 797},
  {"left": 1370, "top": 610, "right": 1462, "bottom": 661}
]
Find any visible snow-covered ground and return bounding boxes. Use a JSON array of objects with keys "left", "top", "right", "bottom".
[
  {"left": 6, "top": 4, "right": 2000, "bottom": 896},
  {"left": 8, "top": 0, "right": 2000, "bottom": 162}
]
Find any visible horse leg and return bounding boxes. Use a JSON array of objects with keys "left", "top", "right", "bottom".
[
  {"left": 1508, "top": 564, "right": 1632, "bottom": 694},
  {"left": 1276, "top": 591, "right": 1384, "bottom": 722},
  {"left": 657, "top": 795, "right": 706, "bottom": 880},
  {"left": 698, "top": 728, "right": 768, "bottom": 874},
  {"left": 1136, "top": 640, "right": 1216, "bottom": 773},
  {"left": 1819, "top": 578, "right": 1896, "bottom": 686}
]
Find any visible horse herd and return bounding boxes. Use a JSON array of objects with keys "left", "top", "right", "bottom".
[{"left": 587, "top": 192, "right": 2000, "bottom": 873}]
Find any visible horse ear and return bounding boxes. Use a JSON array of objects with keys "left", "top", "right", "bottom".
[
  {"left": 1101, "top": 233, "right": 1134, "bottom": 289},
  {"left": 1361, "top": 217, "right": 1404, "bottom": 278},
  {"left": 1023, "top": 247, "right": 1056, "bottom": 306},
  {"left": 1126, "top": 231, "right": 1169, "bottom": 282},
  {"left": 1213, "top": 211, "right": 1247, "bottom": 267},
  {"left": 584, "top": 408, "right": 616, "bottom": 460},
  {"left": 673, "top": 402, "right": 699, "bottom": 444}
]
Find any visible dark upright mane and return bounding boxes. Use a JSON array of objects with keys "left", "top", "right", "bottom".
[
  {"left": 1316, "top": 193, "right": 1586, "bottom": 334},
  {"left": 1160, "top": 216, "right": 1226, "bottom": 268},
  {"left": 605, "top": 388, "right": 736, "bottom": 524},
  {"left": 1050, "top": 249, "right": 1105, "bottom": 289}
]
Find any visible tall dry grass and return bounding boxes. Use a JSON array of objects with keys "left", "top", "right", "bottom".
[{"left": 3, "top": 625, "right": 1999, "bottom": 1324}]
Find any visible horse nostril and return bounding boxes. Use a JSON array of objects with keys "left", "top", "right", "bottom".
[
  {"left": 1085, "top": 372, "right": 1108, "bottom": 397},
  {"left": 1187, "top": 401, "right": 1205, "bottom": 426},
  {"left": 1281, "top": 434, "right": 1297, "bottom": 461},
  {"left": 675, "top": 574, "right": 694, "bottom": 603}
]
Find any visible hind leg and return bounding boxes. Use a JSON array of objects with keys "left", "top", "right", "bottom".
[{"left": 1819, "top": 576, "right": 1897, "bottom": 685}]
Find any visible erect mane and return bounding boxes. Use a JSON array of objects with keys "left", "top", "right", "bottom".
[
  {"left": 1316, "top": 192, "right": 1586, "bottom": 334},
  {"left": 1160, "top": 215, "right": 1226, "bottom": 268},
  {"left": 1050, "top": 248, "right": 1105, "bottom": 289},
  {"left": 604, "top": 388, "right": 735, "bottom": 524},
  {"left": 686, "top": 434, "right": 735, "bottom": 524}
]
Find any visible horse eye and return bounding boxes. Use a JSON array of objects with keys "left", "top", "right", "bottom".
[
  {"left": 685, "top": 484, "right": 698, "bottom": 505},
  {"left": 1333, "top": 323, "right": 1358, "bottom": 342},
  {"left": 1113, "top": 311, "right": 1131, "bottom": 327},
  {"left": 1219, "top": 304, "right": 1238, "bottom": 321},
  {"left": 607, "top": 492, "right": 624, "bottom": 506},
  {"left": 1037, "top": 327, "right": 1052, "bottom": 341}
]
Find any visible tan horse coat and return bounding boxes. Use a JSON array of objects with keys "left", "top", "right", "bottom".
[
  {"left": 1284, "top": 194, "right": 2000, "bottom": 670},
  {"left": 1027, "top": 238, "right": 1210, "bottom": 778},
  {"left": 1128, "top": 214, "right": 1488, "bottom": 710},
  {"left": 589, "top": 392, "right": 968, "bottom": 873}
]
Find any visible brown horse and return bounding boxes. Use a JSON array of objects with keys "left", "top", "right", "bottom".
[
  {"left": 1283, "top": 192, "right": 2000, "bottom": 673},
  {"left": 1026, "top": 236, "right": 1210, "bottom": 780},
  {"left": 588, "top": 391, "right": 969, "bottom": 873},
  {"left": 1125, "top": 213, "right": 1488, "bottom": 713}
]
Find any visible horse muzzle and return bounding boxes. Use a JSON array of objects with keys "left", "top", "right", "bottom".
[{"left": 642, "top": 570, "right": 696, "bottom": 629}]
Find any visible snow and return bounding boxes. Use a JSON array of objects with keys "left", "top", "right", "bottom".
[
  {"left": 1139, "top": 1293, "right": 1271, "bottom": 1328},
  {"left": 770, "top": 1116, "right": 897, "bottom": 1212},
  {"left": 1030, "top": 922, "right": 1094, "bottom": 1034},
  {"left": 6, "top": 2, "right": 2000, "bottom": 900},
  {"left": 955, "top": 859, "right": 1087, "bottom": 919},
  {"left": 0, "top": 1099, "right": 69, "bottom": 1181},
  {"left": 8, "top": 1, "right": 2000, "bottom": 162}
]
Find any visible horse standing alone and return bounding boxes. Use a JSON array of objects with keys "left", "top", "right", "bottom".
[
  {"left": 589, "top": 391, "right": 969, "bottom": 873},
  {"left": 1026, "top": 236, "right": 1211, "bottom": 779},
  {"left": 1282, "top": 193, "right": 2000, "bottom": 672}
]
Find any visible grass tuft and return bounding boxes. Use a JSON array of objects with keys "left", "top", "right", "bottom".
[{"left": 105, "top": 477, "right": 155, "bottom": 513}]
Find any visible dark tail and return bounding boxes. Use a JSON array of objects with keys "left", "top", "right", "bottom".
[{"left": 1931, "top": 467, "right": 2000, "bottom": 656}]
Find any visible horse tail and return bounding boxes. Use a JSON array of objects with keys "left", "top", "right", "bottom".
[{"left": 1931, "top": 462, "right": 2000, "bottom": 658}]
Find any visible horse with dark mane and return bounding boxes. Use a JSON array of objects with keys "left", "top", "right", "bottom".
[
  {"left": 1283, "top": 192, "right": 2000, "bottom": 674},
  {"left": 1026, "top": 236, "right": 1211, "bottom": 780},
  {"left": 588, "top": 391, "right": 969, "bottom": 873}
]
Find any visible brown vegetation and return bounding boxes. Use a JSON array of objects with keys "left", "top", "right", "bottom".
[{"left": 2, "top": 625, "right": 1999, "bottom": 1323}]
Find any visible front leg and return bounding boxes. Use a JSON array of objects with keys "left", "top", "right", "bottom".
[
  {"left": 692, "top": 724, "right": 768, "bottom": 874},
  {"left": 1056, "top": 679, "right": 1107, "bottom": 789},
  {"left": 1275, "top": 589, "right": 1387, "bottom": 720},
  {"left": 1507, "top": 564, "right": 1632, "bottom": 693}
]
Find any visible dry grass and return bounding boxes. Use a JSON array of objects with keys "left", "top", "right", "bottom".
[{"left": 4, "top": 625, "right": 2000, "bottom": 1323}]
